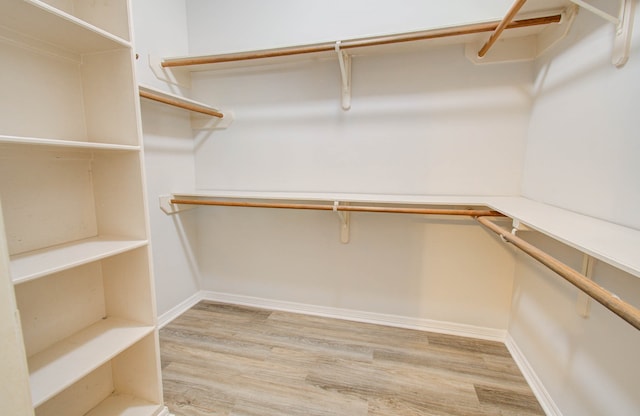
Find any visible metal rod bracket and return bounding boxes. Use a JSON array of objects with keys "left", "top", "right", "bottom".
[{"left": 335, "top": 41, "right": 352, "bottom": 111}]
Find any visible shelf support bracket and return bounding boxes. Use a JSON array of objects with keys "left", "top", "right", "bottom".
[
  {"left": 334, "top": 201, "right": 350, "bottom": 243},
  {"left": 335, "top": 41, "right": 352, "bottom": 111},
  {"left": 577, "top": 254, "right": 596, "bottom": 317},
  {"left": 570, "top": 0, "right": 636, "bottom": 67}
]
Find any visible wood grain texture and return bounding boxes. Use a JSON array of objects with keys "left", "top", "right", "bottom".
[{"left": 160, "top": 301, "right": 544, "bottom": 416}]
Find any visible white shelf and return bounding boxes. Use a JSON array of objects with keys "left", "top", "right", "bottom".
[
  {"left": 84, "top": 394, "right": 163, "bottom": 416},
  {"left": 0, "top": 0, "right": 130, "bottom": 55},
  {"left": 170, "top": 191, "right": 640, "bottom": 278},
  {"left": 10, "top": 237, "right": 148, "bottom": 285},
  {"left": 0, "top": 135, "right": 140, "bottom": 153},
  {"left": 172, "top": 190, "right": 490, "bottom": 206},
  {"left": 28, "top": 317, "right": 154, "bottom": 407},
  {"left": 483, "top": 197, "right": 640, "bottom": 279}
]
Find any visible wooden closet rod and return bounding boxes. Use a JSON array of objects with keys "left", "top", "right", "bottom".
[
  {"left": 169, "top": 198, "right": 504, "bottom": 217},
  {"left": 139, "top": 90, "right": 224, "bottom": 118},
  {"left": 476, "top": 216, "right": 640, "bottom": 331},
  {"left": 161, "top": 14, "right": 561, "bottom": 68},
  {"left": 478, "top": 0, "right": 528, "bottom": 58}
]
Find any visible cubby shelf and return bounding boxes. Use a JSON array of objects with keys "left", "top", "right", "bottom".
[
  {"left": 0, "top": 135, "right": 140, "bottom": 153},
  {"left": 84, "top": 394, "right": 164, "bottom": 416},
  {"left": 0, "top": 0, "right": 130, "bottom": 54},
  {"left": 10, "top": 237, "right": 148, "bottom": 285},
  {"left": 28, "top": 317, "right": 154, "bottom": 407}
]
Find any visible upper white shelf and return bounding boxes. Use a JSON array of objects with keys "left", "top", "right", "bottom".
[
  {"left": 10, "top": 237, "right": 148, "bottom": 285},
  {"left": 0, "top": 0, "right": 130, "bottom": 55},
  {"left": 168, "top": 191, "right": 640, "bottom": 279}
]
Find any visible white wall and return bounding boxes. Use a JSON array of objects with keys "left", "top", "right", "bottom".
[
  {"left": 514, "top": 2, "right": 640, "bottom": 415},
  {"left": 184, "top": 0, "right": 534, "bottom": 331},
  {"left": 185, "top": 0, "right": 556, "bottom": 55},
  {"left": 510, "top": 232, "right": 640, "bottom": 415},
  {"left": 132, "top": 0, "right": 200, "bottom": 316},
  {"left": 191, "top": 47, "right": 531, "bottom": 195},
  {"left": 522, "top": 1, "right": 640, "bottom": 230}
]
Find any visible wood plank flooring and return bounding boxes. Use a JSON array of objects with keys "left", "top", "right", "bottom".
[{"left": 160, "top": 301, "right": 545, "bottom": 416}]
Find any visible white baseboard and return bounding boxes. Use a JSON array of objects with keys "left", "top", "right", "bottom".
[
  {"left": 505, "top": 333, "right": 561, "bottom": 416},
  {"left": 157, "top": 291, "right": 204, "bottom": 329},
  {"left": 197, "top": 290, "right": 507, "bottom": 342}
]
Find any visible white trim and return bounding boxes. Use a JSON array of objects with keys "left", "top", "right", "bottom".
[
  {"left": 200, "top": 290, "right": 507, "bottom": 342},
  {"left": 505, "top": 333, "right": 562, "bottom": 416},
  {"left": 157, "top": 291, "right": 204, "bottom": 329},
  {"left": 156, "top": 406, "right": 174, "bottom": 416}
]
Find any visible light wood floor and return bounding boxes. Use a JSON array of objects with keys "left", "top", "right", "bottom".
[{"left": 160, "top": 301, "right": 545, "bottom": 416}]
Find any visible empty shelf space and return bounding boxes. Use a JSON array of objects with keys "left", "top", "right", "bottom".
[
  {"left": 28, "top": 317, "right": 154, "bottom": 407},
  {"left": 0, "top": 0, "right": 130, "bottom": 55},
  {"left": 0, "top": 135, "right": 140, "bottom": 152},
  {"left": 10, "top": 237, "right": 148, "bottom": 284},
  {"left": 84, "top": 394, "right": 163, "bottom": 416}
]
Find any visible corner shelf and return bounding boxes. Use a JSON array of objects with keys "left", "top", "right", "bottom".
[{"left": 483, "top": 196, "right": 640, "bottom": 279}]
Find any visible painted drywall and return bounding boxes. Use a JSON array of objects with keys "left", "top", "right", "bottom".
[
  {"left": 185, "top": 0, "right": 558, "bottom": 55},
  {"left": 522, "top": 1, "right": 640, "bottom": 230},
  {"left": 132, "top": 0, "right": 200, "bottom": 316},
  {"left": 509, "top": 232, "right": 640, "bottom": 415},
  {"left": 197, "top": 209, "right": 515, "bottom": 330},
  {"left": 190, "top": 47, "right": 531, "bottom": 195},
  {"left": 514, "top": 2, "right": 640, "bottom": 415},
  {"left": 182, "top": 1, "right": 534, "bottom": 330}
]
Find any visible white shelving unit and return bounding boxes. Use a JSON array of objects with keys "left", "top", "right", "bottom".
[{"left": 0, "top": 1, "right": 166, "bottom": 415}]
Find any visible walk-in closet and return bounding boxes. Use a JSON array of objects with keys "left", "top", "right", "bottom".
[{"left": 1, "top": 1, "right": 638, "bottom": 415}]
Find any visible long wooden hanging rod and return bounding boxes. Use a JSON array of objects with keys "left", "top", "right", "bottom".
[
  {"left": 476, "top": 216, "right": 640, "bottom": 331},
  {"left": 169, "top": 198, "right": 504, "bottom": 217},
  {"left": 478, "top": 0, "right": 529, "bottom": 58},
  {"left": 139, "top": 90, "right": 224, "bottom": 118},
  {"left": 161, "top": 14, "right": 562, "bottom": 68}
]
